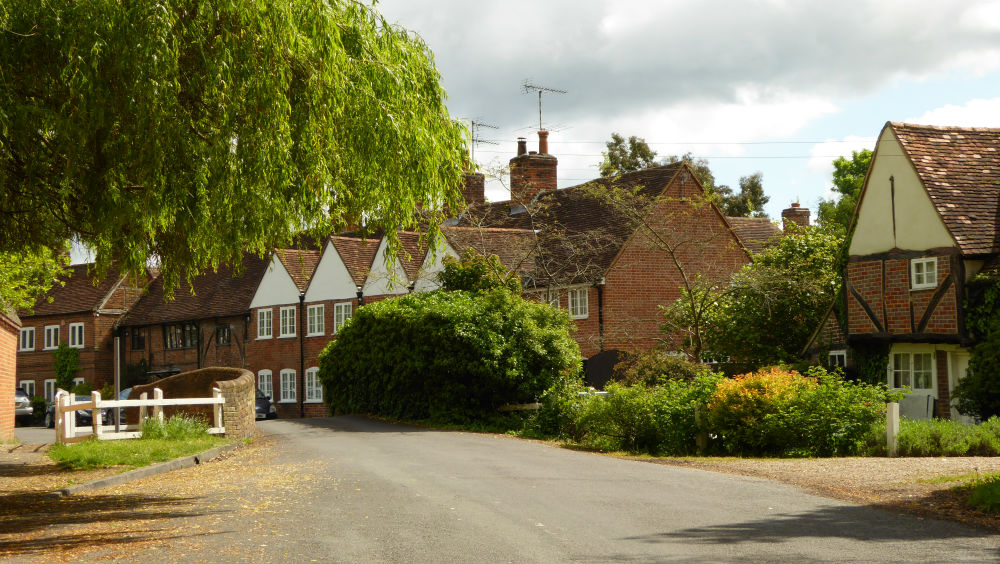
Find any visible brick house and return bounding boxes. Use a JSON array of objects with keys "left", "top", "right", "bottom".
[
  {"left": 1, "top": 309, "right": 20, "bottom": 439},
  {"left": 15, "top": 264, "right": 146, "bottom": 402},
  {"left": 809, "top": 122, "right": 1000, "bottom": 421},
  {"left": 455, "top": 131, "right": 752, "bottom": 374}
]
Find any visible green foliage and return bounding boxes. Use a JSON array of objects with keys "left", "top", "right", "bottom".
[
  {"left": 30, "top": 395, "right": 46, "bottom": 424},
  {"left": 954, "top": 279, "right": 1000, "bottom": 420},
  {"left": 705, "top": 366, "right": 892, "bottom": 456},
  {"left": 851, "top": 342, "right": 890, "bottom": 386},
  {"left": 716, "top": 172, "right": 770, "bottom": 218},
  {"left": 612, "top": 351, "right": 709, "bottom": 386},
  {"left": 817, "top": 149, "right": 873, "bottom": 235},
  {"left": 960, "top": 474, "right": 1000, "bottom": 513},
  {"left": 53, "top": 344, "right": 80, "bottom": 391},
  {"left": 897, "top": 417, "right": 1000, "bottom": 457},
  {"left": 704, "top": 224, "right": 844, "bottom": 365},
  {"left": 318, "top": 289, "right": 581, "bottom": 423},
  {"left": 0, "top": 246, "right": 69, "bottom": 313},
  {"left": 0, "top": 0, "right": 466, "bottom": 295},
  {"left": 599, "top": 133, "right": 659, "bottom": 177},
  {"left": 140, "top": 414, "right": 211, "bottom": 440},
  {"left": 438, "top": 250, "right": 520, "bottom": 293},
  {"left": 70, "top": 381, "right": 94, "bottom": 395}
]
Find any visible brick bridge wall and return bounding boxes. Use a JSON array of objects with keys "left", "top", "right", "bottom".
[{"left": 129, "top": 367, "right": 255, "bottom": 439}]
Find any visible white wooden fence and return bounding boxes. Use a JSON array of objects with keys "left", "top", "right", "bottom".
[{"left": 54, "top": 388, "right": 225, "bottom": 444}]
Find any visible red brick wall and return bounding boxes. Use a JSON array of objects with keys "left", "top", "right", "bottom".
[
  {"left": 509, "top": 153, "right": 557, "bottom": 204},
  {"left": 1, "top": 314, "right": 18, "bottom": 440},
  {"left": 598, "top": 173, "right": 749, "bottom": 355},
  {"left": 122, "top": 315, "right": 251, "bottom": 380},
  {"left": 847, "top": 254, "right": 959, "bottom": 337},
  {"left": 16, "top": 312, "right": 122, "bottom": 397}
]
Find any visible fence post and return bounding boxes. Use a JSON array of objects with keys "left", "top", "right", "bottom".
[
  {"left": 54, "top": 390, "right": 65, "bottom": 445},
  {"left": 153, "top": 388, "right": 164, "bottom": 422},
  {"left": 213, "top": 388, "right": 223, "bottom": 431},
  {"left": 91, "top": 391, "right": 102, "bottom": 439},
  {"left": 139, "top": 391, "right": 148, "bottom": 425},
  {"left": 62, "top": 391, "right": 74, "bottom": 443},
  {"left": 886, "top": 402, "right": 900, "bottom": 457}
]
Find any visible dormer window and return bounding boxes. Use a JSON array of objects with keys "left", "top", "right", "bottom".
[{"left": 911, "top": 257, "right": 937, "bottom": 290}]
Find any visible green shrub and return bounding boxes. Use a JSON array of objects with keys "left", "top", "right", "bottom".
[
  {"left": 140, "top": 414, "right": 211, "bottom": 440},
  {"left": 53, "top": 343, "right": 79, "bottom": 391},
  {"left": 71, "top": 381, "right": 94, "bottom": 395},
  {"left": 30, "top": 395, "right": 46, "bottom": 424},
  {"left": 532, "top": 374, "right": 588, "bottom": 440},
  {"left": 705, "top": 366, "right": 893, "bottom": 457},
  {"left": 319, "top": 289, "right": 581, "bottom": 423},
  {"left": 612, "top": 351, "right": 708, "bottom": 386},
  {"left": 961, "top": 475, "right": 1000, "bottom": 513},
  {"left": 897, "top": 417, "right": 1000, "bottom": 457}
]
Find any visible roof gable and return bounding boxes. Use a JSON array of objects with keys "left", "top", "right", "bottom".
[
  {"left": 890, "top": 122, "right": 1000, "bottom": 256},
  {"left": 363, "top": 237, "right": 411, "bottom": 296},
  {"left": 249, "top": 254, "right": 304, "bottom": 309},
  {"left": 23, "top": 263, "right": 126, "bottom": 318},
  {"left": 305, "top": 239, "right": 366, "bottom": 302}
]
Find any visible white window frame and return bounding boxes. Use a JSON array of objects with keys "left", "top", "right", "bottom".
[
  {"left": 568, "top": 288, "right": 589, "bottom": 320},
  {"left": 257, "top": 308, "right": 273, "bottom": 340},
  {"left": 19, "top": 380, "right": 35, "bottom": 397},
  {"left": 43, "top": 325, "right": 59, "bottom": 350},
  {"left": 911, "top": 257, "right": 938, "bottom": 290},
  {"left": 333, "top": 302, "right": 353, "bottom": 334},
  {"left": 828, "top": 350, "right": 847, "bottom": 370},
  {"left": 258, "top": 370, "right": 273, "bottom": 400},
  {"left": 279, "top": 306, "right": 297, "bottom": 338},
  {"left": 73, "top": 377, "right": 85, "bottom": 389},
  {"left": 307, "top": 304, "right": 325, "bottom": 336},
  {"left": 68, "top": 322, "right": 85, "bottom": 348},
  {"left": 44, "top": 379, "right": 56, "bottom": 402},
  {"left": 305, "top": 367, "right": 322, "bottom": 403},
  {"left": 18, "top": 327, "right": 34, "bottom": 352},
  {"left": 279, "top": 369, "right": 297, "bottom": 403},
  {"left": 891, "top": 351, "right": 934, "bottom": 390},
  {"left": 546, "top": 290, "right": 560, "bottom": 308}
]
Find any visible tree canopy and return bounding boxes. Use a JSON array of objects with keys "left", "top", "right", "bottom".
[
  {"left": 817, "top": 149, "right": 873, "bottom": 235},
  {"left": 0, "top": 0, "right": 467, "bottom": 296},
  {"left": 599, "top": 133, "right": 659, "bottom": 177}
]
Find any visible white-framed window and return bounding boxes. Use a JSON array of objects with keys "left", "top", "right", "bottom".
[
  {"left": 546, "top": 290, "right": 560, "bottom": 308},
  {"left": 911, "top": 257, "right": 938, "bottom": 290},
  {"left": 307, "top": 304, "right": 325, "bottom": 336},
  {"left": 257, "top": 308, "right": 273, "bottom": 339},
  {"left": 333, "top": 302, "right": 353, "bottom": 334},
  {"left": 18, "top": 327, "right": 34, "bottom": 352},
  {"left": 305, "top": 367, "right": 322, "bottom": 403},
  {"left": 43, "top": 325, "right": 59, "bottom": 350},
  {"left": 44, "top": 379, "right": 56, "bottom": 402},
  {"left": 258, "top": 370, "right": 273, "bottom": 400},
  {"left": 279, "top": 369, "right": 297, "bottom": 403},
  {"left": 828, "top": 350, "right": 847, "bottom": 370},
  {"left": 69, "top": 322, "right": 85, "bottom": 348},
  {"left": 73, "top": 377, "right": 85, "bottom": 389},
  {"left": 279, "top": 306, "right": 297, "bottom": 337},
  {"left": 891, "top": 352, "right": 934, "bottom": 390},
  {"left": 19, "top": 380, "right": 35, "bottom": 397},
  {"left": 568, "top": 288, "right": 589, "bottom": 319}
]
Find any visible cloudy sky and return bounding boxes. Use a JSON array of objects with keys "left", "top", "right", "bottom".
[{"left": 376, "top": 0, "right": 1000, "bottom": 220}]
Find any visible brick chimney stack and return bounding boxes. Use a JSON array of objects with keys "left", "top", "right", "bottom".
[
  {"left": 782, "top": 202, "right": 811, "bottom": 231},
  {"left": 509, "top": 130, "right": 557, "bottom": 204},
  {"left": 460, "top": 172, "right": 485, "bottom": 207}
]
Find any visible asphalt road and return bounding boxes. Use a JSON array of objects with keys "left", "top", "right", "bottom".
[{"left": 193, "top": 416, "right": 998, "bottom": 564}]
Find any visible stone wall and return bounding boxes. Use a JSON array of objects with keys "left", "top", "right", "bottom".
[{"left": 129, "top": 367, "right": 255, "bottom": 439}]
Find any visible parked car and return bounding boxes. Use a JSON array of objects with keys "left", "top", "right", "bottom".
[
  {"left": 256, "top": 389, "right": 277, "bottom": 420},
  {"left": 14, "top": 389, "right": 33, "bottom": 426},
  {"left": 44, "top": 395, "right": 110, "bottom": 428}
]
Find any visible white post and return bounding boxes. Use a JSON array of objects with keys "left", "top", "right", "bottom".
[
  {"left": 887, "top": 402, "right": 900, "bottom": 457},
  {"left": 91, "top": 391, "right": 102, "bottom": 438},
  {"left": 139, "top": 391, "right": 148, "bottom": 424},
  {"left": 54, "top": 389, "right": 65, "bottom": 445},
  {"left": 213, "top": 388, "right": 223, "bottom": 431},
  {"left": 154, "top": 388, "right": 164, "bottom": 422},
  {"left": 62, "top": 391, "right": 75, "bottom": 443}
]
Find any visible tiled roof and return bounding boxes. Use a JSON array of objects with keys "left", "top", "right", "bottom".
[
  {"left": 457, "top": 164, "right": 689, "bottom": 285},
  {"left": 726, "top": 217, "right": 781, "bottom": 254},
  {"left": 397, "top": 231, "right": 428, "bottom": 282},
  {"left": 23, "top": 263, "right": 125, "bottom": 317},
  {"left": 441, "top": 226, "right": 537, "bottom": 278},
  {"left": 330, "top": 236, "right": 380, "bottom": 287},
  {"left": 120, "top": 254, "right": 270, "bottom": 326},
  {"left": 274, "top": 249, "right": 321, "bottom": 293},
  {"left": 891, "top": 122, "right": 1000, "bottom": 256}
]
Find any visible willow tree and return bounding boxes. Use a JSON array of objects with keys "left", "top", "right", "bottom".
[{"left": 0, "top": 0, "right": 467, "bottom": 296}]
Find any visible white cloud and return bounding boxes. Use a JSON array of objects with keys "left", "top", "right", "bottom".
[{"left": 905, "top": 97, "right": 1000, "bottom": 127}]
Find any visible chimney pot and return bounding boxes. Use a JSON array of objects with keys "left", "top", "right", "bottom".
[
  {"left": 538, "top": 130, "right": 549, "bottom": 155},
  {"left": 516, "top": 137, "right": 527, "bottom": 156},
  {"left": 781, "top": 203, "right": 811, "bottom": 231}
]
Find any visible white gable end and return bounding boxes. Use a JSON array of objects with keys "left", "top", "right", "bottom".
[
  {"left": 305, "top": 241, "right": 360, "bottom": 302},
  {"left": 849, "top": 127, "right": 955, "bottom": 256},
  {"left": 412, "top": 241, "right": 460, "bottom": 293},
  {"left": 363, "top": 238, "right": 409, "bottom": 296},
  {"left": 250, "top": 255, "right": 300, "bottom": 308}
]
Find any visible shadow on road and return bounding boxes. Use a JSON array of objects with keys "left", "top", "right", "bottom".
[
  {"left": 262, "top": 414, "right": 435, "bottom": 434},
  {"left": 622, "top": 502, "right": 996, "bottom": 548}
]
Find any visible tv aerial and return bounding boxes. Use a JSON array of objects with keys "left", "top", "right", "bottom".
[
  {"left": 467, "top": 119, "right": 498, "bottom": 163},
  {"left": 522, "top": 80, "right": 566, "bottom": 131}
]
